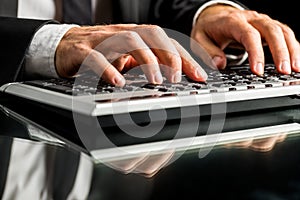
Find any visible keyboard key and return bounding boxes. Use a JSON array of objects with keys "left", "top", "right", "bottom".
[{"left": 21, "top": 64, "right": 300, "bottom": 100}]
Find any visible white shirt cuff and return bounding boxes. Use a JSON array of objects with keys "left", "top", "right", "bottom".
[
  {"left": 25, "top": 24, "right": 79, "bottom": 79},
  {"left": 192, "top": 0, "right": 245, "bottom": 27}
]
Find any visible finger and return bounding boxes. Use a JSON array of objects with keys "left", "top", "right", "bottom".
[
  {"left": 134, "top": 26, "right": 182, "bottom": 83},
  {"left": 106, "top": 153, "right": 149, "bottom": 174},
  {"left": 97, "top": 31, "right": 163, "bottom": 84},
  {"left": 249, "top": 15, "right": 291, "bottom": 74},
  {"left": 228, "top": 20, "right": 265, "bottom": 75},
  {"left": 224, "top": 139, "right": 253, "bottom": 149},
  {"left": 250, "top": 135, "right": 279, "bottom": 152},
  {"left": 171, "top": 39, "right": 208, "bottom": 82},
  {"left": 133, "top": 151, "right": 174, "bottom": 177},
  {"left": 276, "top": 22, "right": 300, "bottom": 72},
  {"left": 276, "top": 133, "right": 287, "bottom": 142},
  {"left": 111, "top": 54, "right": 138, "bottom": 73},
  {"left": 85, "top": 49, "right": 126, "bottom": 87},
  {"left": 191, "top": 29, "right": 227, "bottom": 70}
]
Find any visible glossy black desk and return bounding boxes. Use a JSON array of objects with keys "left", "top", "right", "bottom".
[{"left": 1, "top": 102, "right": 300, "bottom": 199}]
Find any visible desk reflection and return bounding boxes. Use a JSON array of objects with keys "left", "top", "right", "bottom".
[
  {"left": 0, "top": 137, "right": 176, "bottom": 199},
  {"left": 107, "top": 150, "right": 174, "bottom": 178},
  {"left": 0, "top": 133, "right": 290, "bottom": 199},
  {"left": 0, "top": 137, "right": 93, "bottom": 200},
  {"left": 1, "top": 104, "right": 299, "bottom": 199},
  {"left": 225, "top": 133, "right": 287, "bottom": 152}
]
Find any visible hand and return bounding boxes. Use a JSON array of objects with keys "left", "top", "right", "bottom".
[
  {"left": 191, "top": 4, "right": 300, "bottom": 75},
  {"left": 55, "top": 24, "right": 207, "bottom": 87}
]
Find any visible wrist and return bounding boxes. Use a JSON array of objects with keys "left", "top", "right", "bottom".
[
  {"left": 25, "top": 24, "right": 79, "bottom": 79},
  {"left": 192, "top": 0, "right": 245, "bottom": 28}
]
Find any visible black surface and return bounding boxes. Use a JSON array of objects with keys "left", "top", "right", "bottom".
[
  {"left": 88, "top": 134, "right": 300, "bottom": 200},
  {"left": 0, "top": 91, "right": 299, "bottom": 151},
  {"left": 0, "top": 96, "right": 300, "bottom": 199}
]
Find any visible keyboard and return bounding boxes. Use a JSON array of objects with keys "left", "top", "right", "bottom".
[
  {"left": 22, "top": 64, "right": 300, "bottom": 97},
  {"left": 1, "top": 64, "right": 300, "bottom": 116},
  {"left": 1, "top": 63, "right": 300, "bottom": 149}
]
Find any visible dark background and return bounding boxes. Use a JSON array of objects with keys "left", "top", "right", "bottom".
[
  {"left": 235, "top": 0, "right": 299, "bottom": 64},
  {"left": 237, "top": 0, "right": 299, "bottom": 38}
]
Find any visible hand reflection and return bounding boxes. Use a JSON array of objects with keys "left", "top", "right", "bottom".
[
  {"left": 225, "top": 133, "right": 287, "bottom": 152},
  {"left": 106, "top": 150, "right": 175, "bottom": 178},
  {"left": 106, "top": 133, "right": 288, "bottom": 177}
]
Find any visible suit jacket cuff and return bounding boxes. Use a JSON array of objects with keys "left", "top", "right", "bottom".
[{"left": 0, "top": 17, "right": 58, "bottom": 85}]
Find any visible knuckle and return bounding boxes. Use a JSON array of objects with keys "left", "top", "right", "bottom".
[
  {"left": 118, "top": 31, "right": 140, "bottom": 42},
  {"left": 281, "top": 23, "right": 295, "bottom": 37},
  {"left": 143, "top": 25, "right": 165, "bottom": 36},
  {"left": 170, "top": 38, "right": 179, "bottom": 45},
  {"left": 167, "top": 51, "right": 181, "bottom": 61},
  {"left": 73, "top": 42, "right": 90, "bottom": 54},
  {"left": 249, "top": 10, "right": 259, "bottom": 16},
  {"left": 148, "top": 24, "right": 164, "bottom": 32},
  {"left": 70, "top": 42, "right": 83, "bottom": 52},
  {"left": 265, "top": 23, "right": 282, "bottom": 33},
  {"left": 259, "top": 13, "right": 271, "bottom": 20},
  {"left": 239, "top": 28, "right": 260, "bottom": 43},
  {"left": 225, "top": 11, "right": 245, "bottom": 23},
  {"left": 246, "top": 10, "right": 270, "bottom": 20}
]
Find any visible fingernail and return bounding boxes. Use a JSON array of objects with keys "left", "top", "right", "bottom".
[
  {"left": 196, "top": 67, "right": 208, "bottom": 80},
  {"left": 293, "top": 59, "right": 300, "bottom": 72},
  {"left": 254, "top": 63, "right": 264, "bottom": 75},
  {"left": 154, "top": 71, "right": 163, "bottom": 84},
  {"left": 114, "top": 74, "right": 126, "bottom": 87},
  {"left": 171, "top": 71, "right": 182, "bottom": 83},
  {"left": 280, "top": 60, "right": 291, "bottom": 74},
  {"left": 212, "top": 56, "right": 223, "bottom": 69}
]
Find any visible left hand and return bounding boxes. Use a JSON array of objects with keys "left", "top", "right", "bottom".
[
  {"left": 191, "top": 4, "right": 300, "bottom": 75},
  {"left": 56, "top": 24, "right": 207, "bottom": 87}
]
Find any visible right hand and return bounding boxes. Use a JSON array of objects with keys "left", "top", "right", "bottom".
[
  {"left": 191, "top": 4, "right": 300, "bottom": 75},
  {"left": 106, "top": 150, "right": 175, "bottom": 178},
  {"left": 55, "top": 24, "right": 207, "bottom": 87},
  {"left": 225, "top": 133, "right": 287, "bottom": 152}
]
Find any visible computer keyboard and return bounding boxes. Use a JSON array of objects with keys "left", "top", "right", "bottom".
[
  {"left": 23, "top": 64, "right": 300, "bottom": 98},
  {"left": 2, "top": 63, "right": 299, "bottom": 118}
]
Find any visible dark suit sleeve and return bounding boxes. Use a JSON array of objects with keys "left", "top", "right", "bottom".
[
  {"left": 0, "top": 17, "right": 58, "bottom": 85},
  {"left": 148, "top": 0, "right": 246, "bottom": 36}
]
